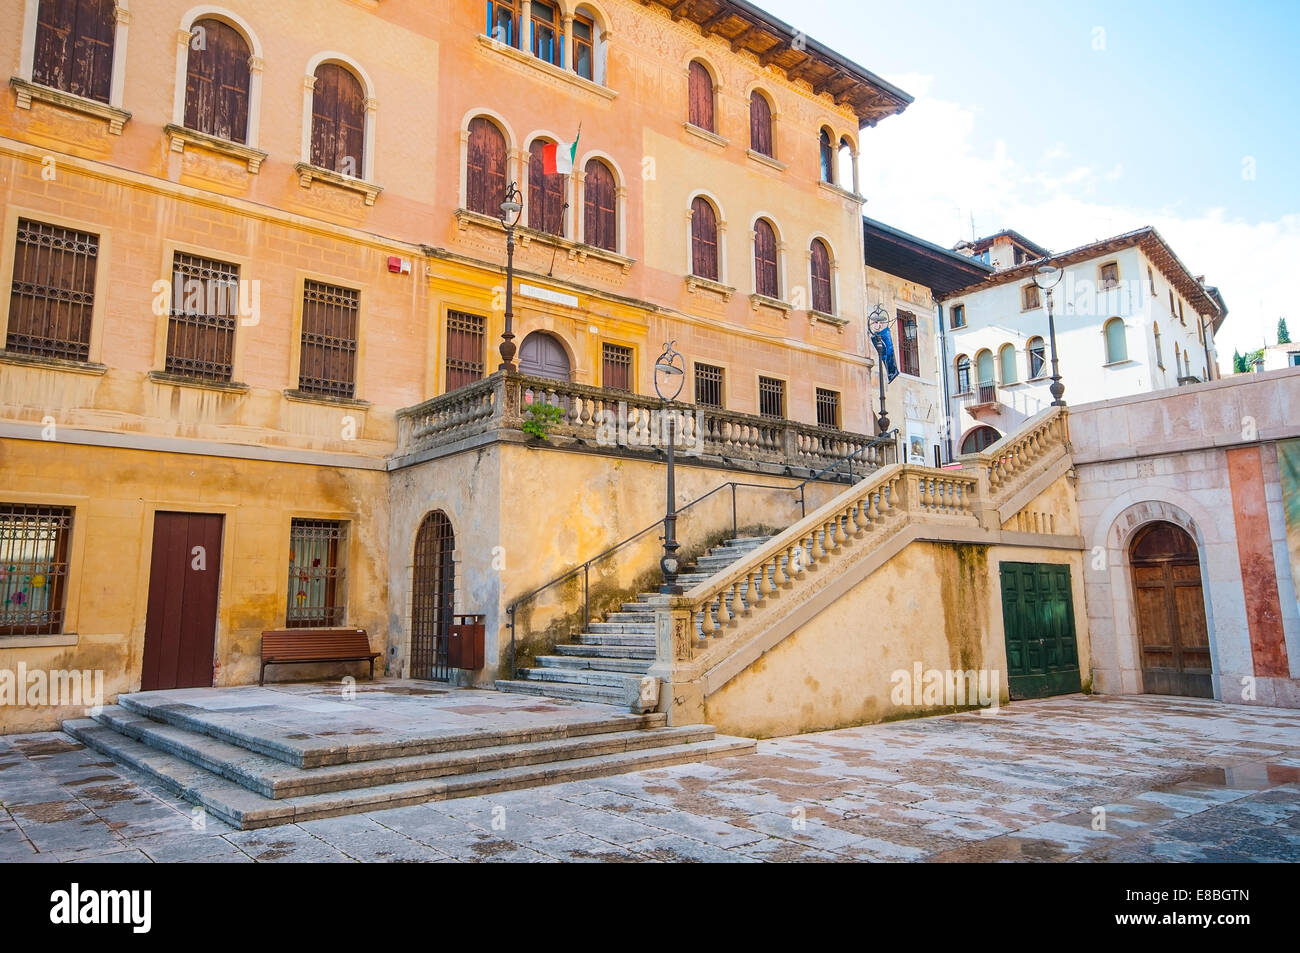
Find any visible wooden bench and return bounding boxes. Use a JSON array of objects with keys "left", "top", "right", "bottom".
[{"left": 260, "top": 628, "right": 379, "bottom": 686}]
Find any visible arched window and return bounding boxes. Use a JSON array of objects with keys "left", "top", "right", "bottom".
[
  {"left": 749, "top": 91, "right": 773, "bottom": 157},
  {"left": 819, "top": 128, "right": 834, "bottom": 183},
  {"left": 753, "top": 219, "right": 778, "bottom": 298},
  {"left": 184, "top": 18, "right": 252, "bottom": 143},
  {"left": 487, "top": 0, "right": 519, "bottom": 46},
  {"left": 466, "top": 117, "right": 508, "bottom": 216},
  {"left": 999, "top": 343, "right": 1018, "bottom": 385},
  {"left": 1104, "top": 317, "right": 1128, "bottom": 363},
  {"left": 1183, "top": 348, "right": 1190, "bottom": 376},
  {"left": 955, "top": 354, "right": 971, "bottom": 394},
  {"left": 690, "top": 197, "right": 719, "bottom": 281},
  {"left": 528, "top": 139, "right": 565, "bottom": 236},
  {"left": 33, "top": 0, "right": 115, "bottom": 103},
  {"left": 1027, "top": 336, "right": 1046, "bottom": 379},
  {"left": 571, "top": 10, "right": 596, "bottom": 81},
  {"left": 1153, "top": 321, "right": 1163, "bottom": 368},
  {"left": 810, "top": 239, "right": 832, "bottom": 313},
  {"left": 976, "top": 349, "right": 995, "bottom": 385},
  {"left": 584, "top": 158, "right": 617, "bottom": 252},
  {"left": 310, "top": 63, "right": 365, "bottom": 176},
  {"left": 838, "top": 136, "right": 855, "bottom": 191},
  {"left": 688, "top": 60, "right": 714, "bottom": 132},
  {"left": 961, "top": 426, "right": 1002, "bottom": 454}
]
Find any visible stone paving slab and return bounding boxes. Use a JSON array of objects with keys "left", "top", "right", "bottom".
[{"left": 3, "top": 694, "right": 1299, "bottom": 862}]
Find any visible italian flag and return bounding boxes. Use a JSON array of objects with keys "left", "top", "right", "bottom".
[{"left": 541, "top": 134, "right": 580, "bottom": 176}]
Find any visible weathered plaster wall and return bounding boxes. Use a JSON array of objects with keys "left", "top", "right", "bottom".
[{"left": 0, "top": 437, "right": 390, "bottom": 733}]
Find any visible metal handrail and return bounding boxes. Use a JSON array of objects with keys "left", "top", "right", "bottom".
[{"left": 504, "top": 435, "right": 897, "bottom": 675}]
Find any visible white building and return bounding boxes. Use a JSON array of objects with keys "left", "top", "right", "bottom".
[{"left": 938, "top": 228, "right": 1228, "bottom": 454}]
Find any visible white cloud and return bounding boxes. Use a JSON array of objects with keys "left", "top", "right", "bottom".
[{"left": 860, "top": 79, "right": 1296, "bottom": 368}]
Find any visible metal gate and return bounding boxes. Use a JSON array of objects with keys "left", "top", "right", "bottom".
[{"left": 411, "top": 511, "right": 455, "bottom": 681}]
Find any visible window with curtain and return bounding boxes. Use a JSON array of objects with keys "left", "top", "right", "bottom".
[
  {"left": 1104, "top": 318, "right": 1128, "bottom": 363},
  {"left": 0, "top": 504, "right": 73, "bottom": 635},
  {"left": 690, "top": 197, "right": 719, "bottom": 281},
  {"left": 466, "top": 117, "right": 508, "bottom": 216},
  {"left": 286, "top": 519, "right": 348, "bottom": 627},
  {"left": 184, "top": 18, "right": 251, "bottom": 143},
  {"left": 33, "top": 0, "right": 115, "bottom": 103}
]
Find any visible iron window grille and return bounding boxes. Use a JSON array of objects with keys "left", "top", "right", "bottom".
[
  {"left": 166, "top": 252, "right": 238, "bottom": 382},
  {"left": 286, "top": 519, "right": 348, "bottom": 628},
  {"left": 7, "top": 219, "right": 98, "bottom": 362},
  {"left": 602, "top": 343, "right": 633, "bottom": 392},
  {"left": 0, "top": 505, "right": 73, "bottom": 636},
  {"left": 758, "top": 376, "right": 785, "bottom": 419},
  {"left": 298, "top": 280, "right": 359, "bottom": 399},
  {"left": 695, "top": 363, "right": 724, "bottom": 408},
  {"left": 815, "top": 388, "right": 841, "bottom": 429},
  {"left": 446, "top": 310, "right": 486, "bottom": 391}
]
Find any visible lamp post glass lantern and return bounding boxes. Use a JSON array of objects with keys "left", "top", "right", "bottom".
[
  {"left": 868, "top": 304, "right": 891, "bottom": 435},
  {"left": 498, "top": 182, "right": 523, "bottom": 371},
  {"left": 654, "top": 342, "right": 686, "bottom": 594},
  {"left": 1032, "top": 262, "right": 1066, "bottom": 406}
]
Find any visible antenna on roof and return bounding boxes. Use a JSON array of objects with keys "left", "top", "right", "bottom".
[{"left": 970, "top": 212, "right": 976, "bottom": 243}]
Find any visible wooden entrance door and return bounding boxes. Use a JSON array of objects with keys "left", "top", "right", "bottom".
[
  {"left": 411, "top": 511, "right": 455, "bottom": 681},
  {"left": 141, "top": 512, "right": 224, "bottom": 691},
  {"left": 1130, "top": 522, "right": 1213, "bottom": 697},
  {"left": 518, "top": 331, "right": 570, "bottom": 380},
  {"left": 1000, "top": 561, "right": 1082, "bottom": 699}
]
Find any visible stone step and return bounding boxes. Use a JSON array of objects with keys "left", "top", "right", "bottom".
[
  {"left": 575, "top": 633, "right": 655, "bottom": 647},
  {"left": 81, "top": 706, "right": 710, "bottom": 799},
  {"left": 585, "top": 622, "right": 656, "bottom": 635},
  {"left": 534, "top": 655, "right": 653, "bottom": 674},
  {"left": 114, "top": 694, "right": 665, "bottom": 768},
  {"left": 63, "top": 719, "right": 756, "bottom": 830},
  {"left": 603, "top": 611, "right": 655, "bottom": 623},
  {"left": 494, "top": 679, "right": 625, "bottom": 705},
  {"left": 553, "top": 643, "right": 654, "bottom": 660},
  {"left": 516, "top": 667, "right": 629, "bottom": 689}
]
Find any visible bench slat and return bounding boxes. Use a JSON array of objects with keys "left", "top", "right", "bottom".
[{"left": 259, "top": 628, "right": 378, "bottom": 685}]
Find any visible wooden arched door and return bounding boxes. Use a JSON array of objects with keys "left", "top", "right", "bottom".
[
  {"left": 518, "top": 331, "right": 570, "bottom": 380},
  {"left": 411, "top": 511, "right": 454, "bottom": 681},
  {"left": 1130, "top": 522, "right": 1213, "bottom": 697}
]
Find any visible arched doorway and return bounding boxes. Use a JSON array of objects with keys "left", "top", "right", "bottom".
[
  {"left": 961, "top": 426, "right": 1001, "bottom": 454},
  {"left": 518, "top": 331, "right": 570, "bottom": 380},
  {"left": 1130, "top": 521, "right": 1212, "bottom": 697},
  {"left": 411, "top": 511, "right": 455, "bottom": 681}
]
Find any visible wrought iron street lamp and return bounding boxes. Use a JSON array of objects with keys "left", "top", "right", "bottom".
[
  {"left": 1032, "top": 262, "right": 1066, "bottom": 406},
  {"left": 654, "top": 341, "right": 686, "bottom": 595},
  {"left": 498, "top": 182, "right": 523, "bottom": 371},
  {"left": 868, "top": 304, "right": 891, "bottom": 435}
]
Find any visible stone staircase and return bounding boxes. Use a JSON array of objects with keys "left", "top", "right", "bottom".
[
  {"left": 495, "top": 535, "right": 774, "bottom": 706},
  {"left": 62, "top": 687, "right": 754, "bottom": 829}
]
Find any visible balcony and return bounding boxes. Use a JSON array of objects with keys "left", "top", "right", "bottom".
[
  {"left": 395, "top": 371, "right": 895, "bottom": 477},
  {"left": 961, "top": 382, "right": 1000, "bottom": 417}
]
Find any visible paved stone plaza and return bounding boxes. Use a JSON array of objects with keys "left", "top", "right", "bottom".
[{"left": 2, "top": 693, "right": 1298, "bottom": 862}]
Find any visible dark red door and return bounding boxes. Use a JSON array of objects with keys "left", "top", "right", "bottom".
[{"left": 141, "top": 512, "right": 224, "bottom": 691}]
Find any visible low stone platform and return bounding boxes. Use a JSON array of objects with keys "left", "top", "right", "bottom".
[{"left": 62, "top": 682, "right": 753, "bottom": 829}]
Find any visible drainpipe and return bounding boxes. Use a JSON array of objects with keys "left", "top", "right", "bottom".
[{"left": 937, "top": 300, "right": 953, "bottom": 464}]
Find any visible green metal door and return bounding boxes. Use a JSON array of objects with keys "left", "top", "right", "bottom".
[{"left": 1000, "top": 562, "right": 1081, "bottom": 699}]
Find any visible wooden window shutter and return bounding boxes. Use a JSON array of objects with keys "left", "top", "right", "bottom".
[
  {"left": 312, "top": 64, "right": 365, "bottom": 176},
  {"left": 185, "top": 18, "right": 250, "bottom": 143},
  {"left": 810, "top": 240, "right": 832, "bottom": 313},
  {"left": 298, "top": 281, "right": 359, "bottom": 399},
  {"left": 466, "top": 117, "right": 507, "bottom": 216},
  {"left": 33, "top": 0, "right": 115, "bottom": 103},
  {"left": 749, "top": 92, "right": 773, "bottom": 157},
  {"left": 754, "top": 219, "right": 778, "bottom": 298},
  {"left": 528, "top": 141, "right": 566, "bottom": 237},
  {"left": 691, "top": 197, "right": 718, "bottom": 281},
  {"left": 584, "top": 159, "right": 616, "bottom": 252},
  {"left": 688, "top": 61, "right": 714, "bottom": 132}
]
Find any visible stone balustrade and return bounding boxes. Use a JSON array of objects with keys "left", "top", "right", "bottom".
[
  {"left": 961, "top": 407, "right": 1071, "bottom": 498},
  {"left": 396, "top": 371, "right": 895, "bottom": 475}
]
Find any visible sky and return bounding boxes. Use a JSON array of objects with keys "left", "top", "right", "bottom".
[{"left": 756, "top": 0, "right": 1300, "bottom": 367}]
